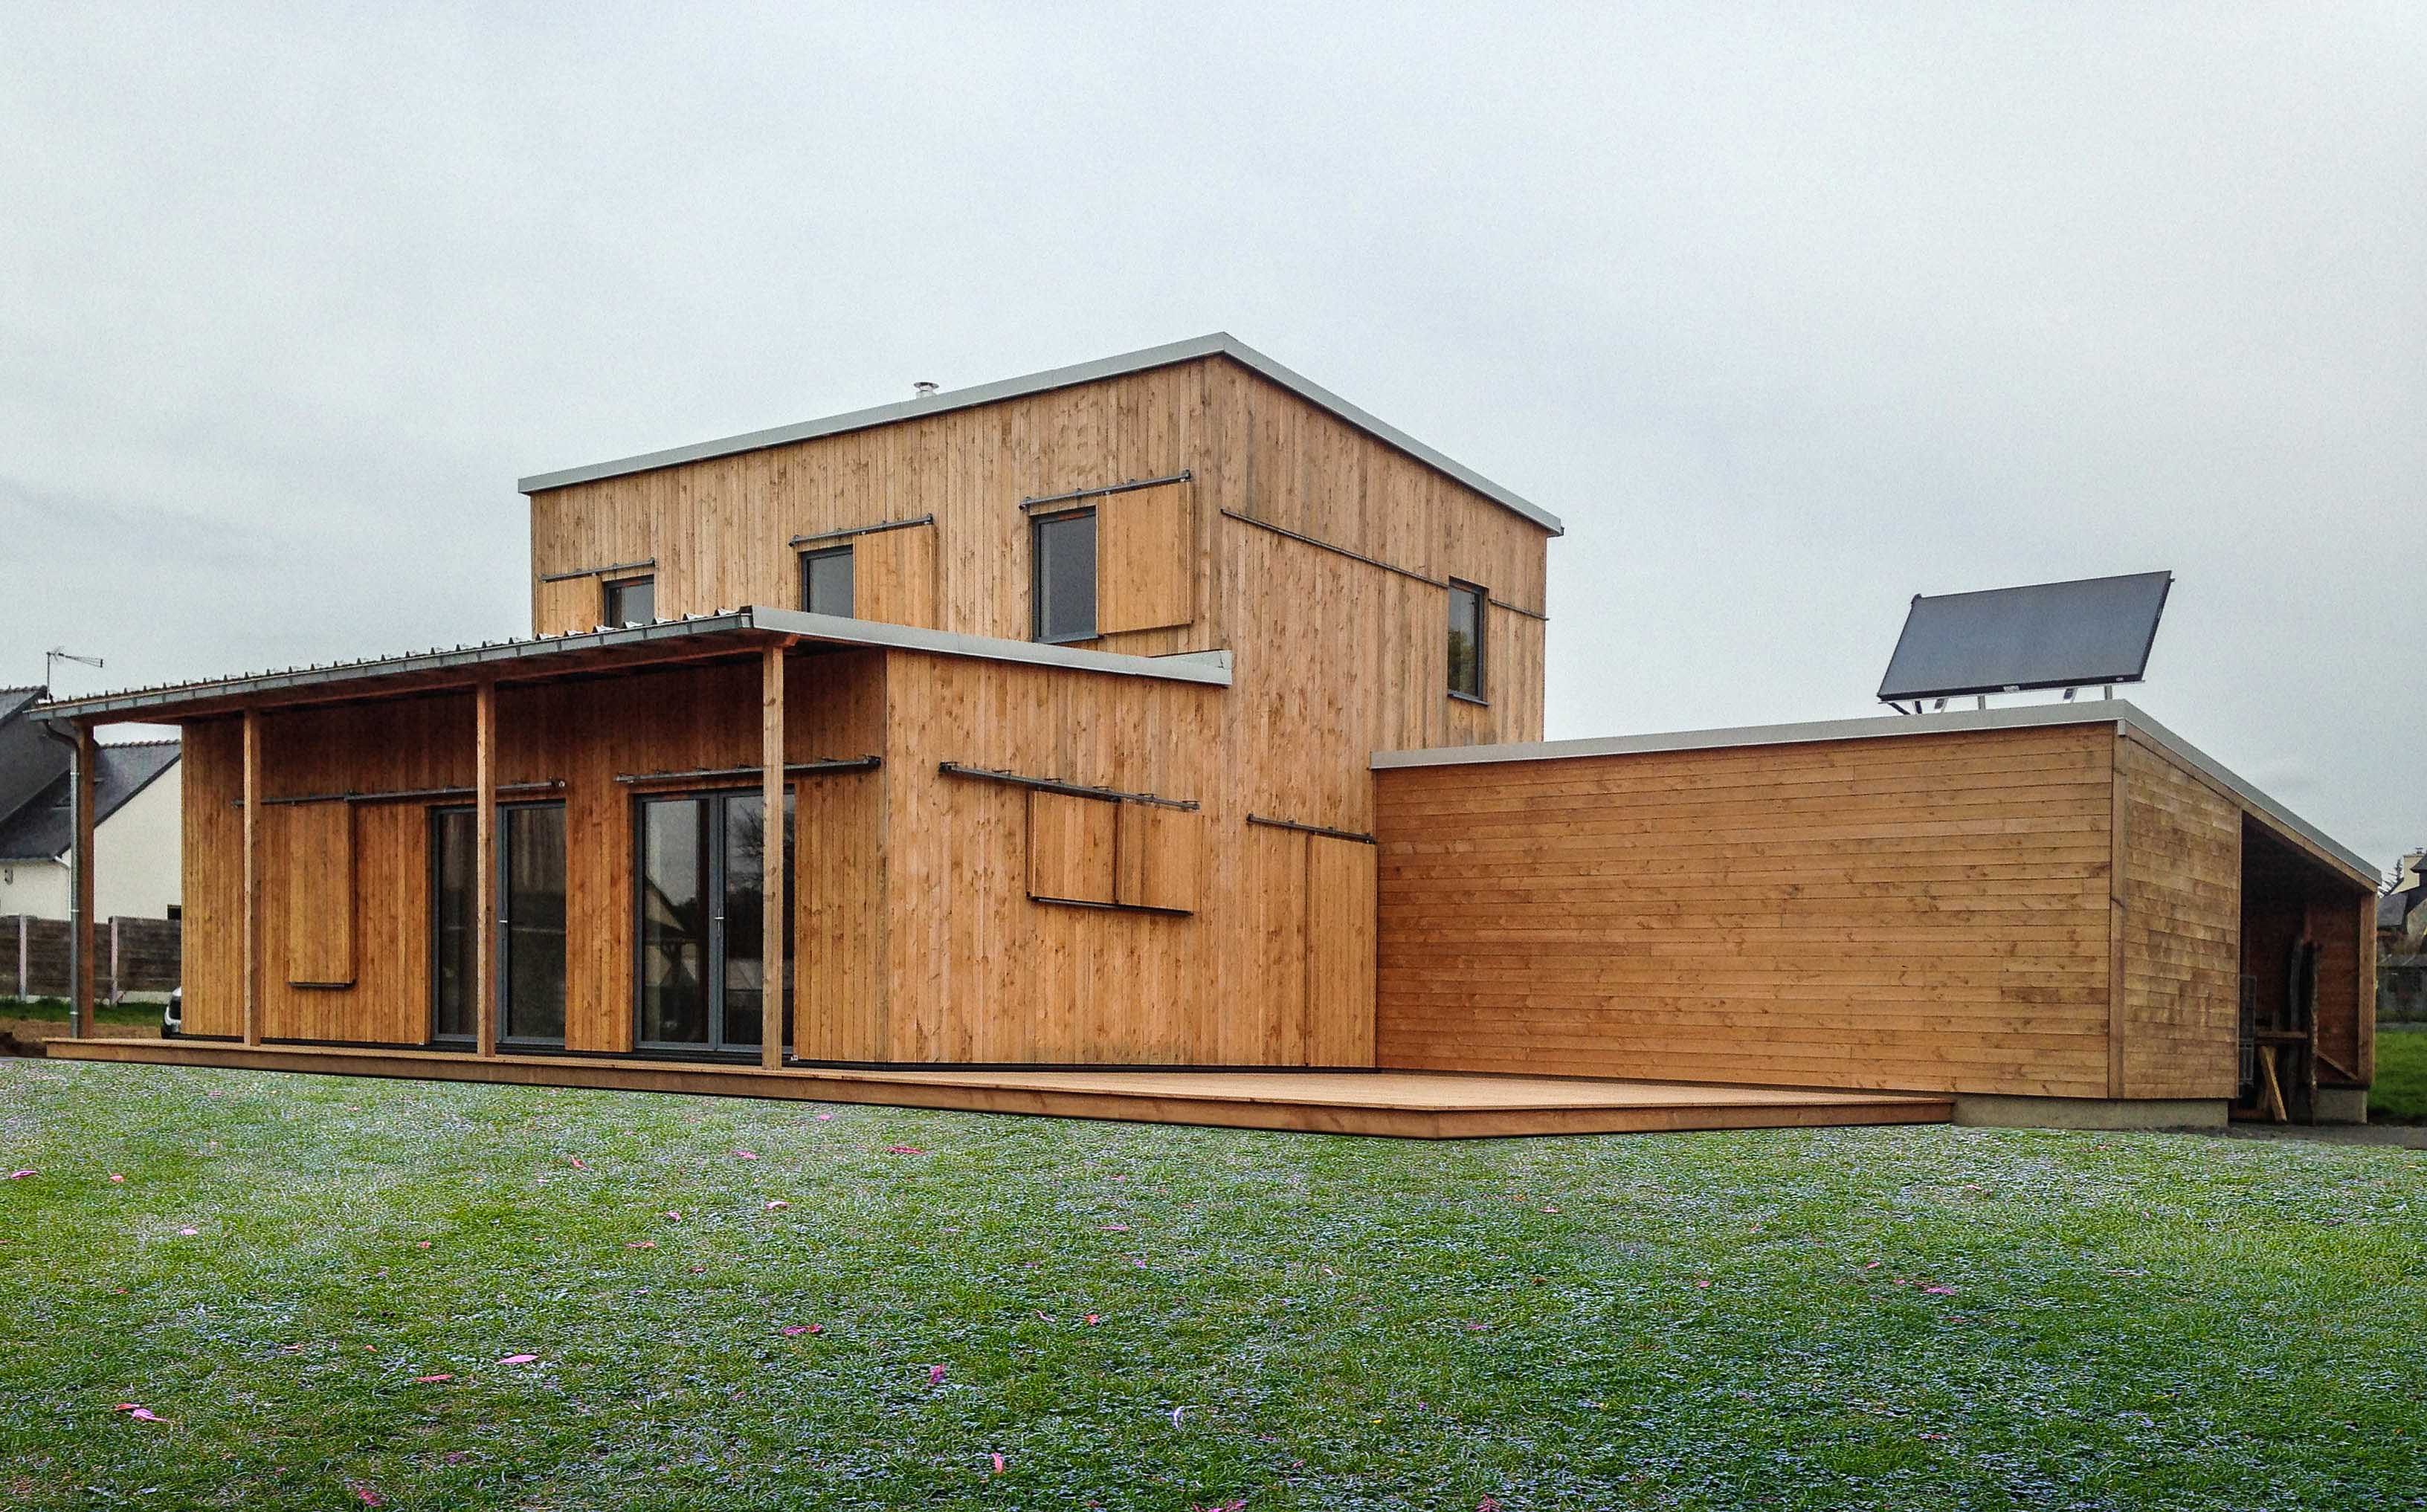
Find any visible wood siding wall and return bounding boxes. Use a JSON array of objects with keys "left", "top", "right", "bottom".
[
  {"left": 178, "top": 653, "right": 887, "bottom": 1053},
  {"left": 526, "top": 355, "right": 1550, "bottom": 778},
  {"left": 1374, "top": 725, "right": 2123, "bottom": 1097},
  {"left": 2114, "top": 735, "right": 2242, "bottom": 1098}
]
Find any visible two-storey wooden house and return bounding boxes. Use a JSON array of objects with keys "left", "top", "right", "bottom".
[{"left": 39, "top": 336, "right": 2382, "bottom": 1133}]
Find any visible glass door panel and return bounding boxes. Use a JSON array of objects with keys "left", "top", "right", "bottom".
[
  {"left": 638, "top": 796, "right": 709, "bottom": 1047},
  {"left": 634, "top": 789, "right": 793, "bottom": 1055},
  {"left": 431, "top": 808, "right": 475, "bottom": 1041},
  {"left": 500, "top": 804, "right": 567, "bottom": 1044},
  {"left": 721, "top": 795, "right": 767, "bottom": 1048}
]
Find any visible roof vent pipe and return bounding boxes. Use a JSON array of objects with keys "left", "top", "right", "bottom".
[{"left": 912, "top": 381, "right": 939, "bottom": 398}]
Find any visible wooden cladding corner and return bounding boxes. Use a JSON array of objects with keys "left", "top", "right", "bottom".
[
  {"left": 1095, "top": 481, "right": 1193, "bottom": 636},
  {"left": 283, "top": 799, "right": 356, "bottom": 987},
  {"left": 1025, "top": 788, "right": 1202, "bottom": 914}
]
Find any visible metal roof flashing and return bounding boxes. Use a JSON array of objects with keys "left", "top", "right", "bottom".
[
  {"left": 1372, "top": 700, "right": 2372, "bottom": 882},
  {"left": 29, "top": 609, "right": 1234, "bottom": 724},
  {"left": 515, "top": 335, "right": 1564, "bottom": 537}
]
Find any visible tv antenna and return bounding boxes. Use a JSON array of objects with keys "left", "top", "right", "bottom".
[{"left": 45, "top": 647, "right": 105, "bottom": 688}]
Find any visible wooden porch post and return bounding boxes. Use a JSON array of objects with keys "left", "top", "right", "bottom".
[
  {"left": 71, "top": 724, "right": 97, "bottom": 1038},
  {"left": 761, "top": 643, "right": 787, "bottom": 1070},
  {"left": 240, "top": 709, "right": 260, "bottom": 1045},
  {"left": 474, "top": 679, "right": 498, "bottom": 1059}
]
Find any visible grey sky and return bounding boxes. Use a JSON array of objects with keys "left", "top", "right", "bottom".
[{"left": 5, "top": 4, "right": 2421, "bottom": 870}]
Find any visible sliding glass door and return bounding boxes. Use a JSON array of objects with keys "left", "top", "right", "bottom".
[
  {"left": 430, "top": 802, "right": 567, "bottom": 1047},
  {"left": 636, "top": 790, "right": 793, "bottom": 1055}
]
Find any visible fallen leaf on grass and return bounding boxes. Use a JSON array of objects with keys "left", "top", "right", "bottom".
[
  {"left": 410, "top": 1374, "right": 454, "bottom": 1383},
  {"left": 8, "top": 1169, "right": 36, "bottom": 1180},
  {"left": 109, "top": 1173, "right": 124, "bottom": 1183},
  {"left": 733, "top": 1150, "right": 758, "bottom": 1160},
  {"left": 1100, "top": 1223, "right": 1129, "bottom": 1232},
  {"left": 929, "top": 1364, "right": 947, "bottom": 1386},
  {"left": 886, "top": 1146, "right": 926, "bottom": 1155},
  {"left": 764, "top": 1200, "right": 790, "bottom": 1210},
  {"left": 780, "top": 1325, "right": 822, "bottom": 1337},
  {"left": 497, "top": 1354, "right": 539, "bottom": 1366},
  {"left": 112, "top": 1404, "right": 164, "bottom": 1423},
  {"left": 1084, "top": 1314, "right": 1100, "bottom": 1326},
  {"left": 1923, "top": 1286, "right": 1956, "bottom": 1296},
  {"left": 625, "top": 1241, "right": 657, "bottom": 1250},
  {"left": 177, "top": 1227, "right": 200, "bottom": 1237},
  {"left": 991, "top": 1453, "right": 1006, "bottom": 1474},
  {"left": 814, "top": 1112, "right": 834, "bottom": 1121},
  {"left": 565, "top": 1157, "right": 587, "bottom": 1169},
  {"left": 355, "top": 1489, "right": 384, "bottom": 1505},
  {"left": 1171, "top": 1406, "right": 1186, "bottom": 1427}
]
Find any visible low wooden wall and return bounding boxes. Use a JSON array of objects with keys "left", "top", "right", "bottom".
[{"left": 1374, "top": 723, "right": 2124, "bottom": 1097}]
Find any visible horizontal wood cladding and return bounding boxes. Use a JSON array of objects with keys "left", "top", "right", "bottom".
[
  {"left": 2115, "top": 736, "right": 2242, "bottom": 1098},
  {"left": 1374, "top": 724, "right": 2121, "bottom": 1096}
]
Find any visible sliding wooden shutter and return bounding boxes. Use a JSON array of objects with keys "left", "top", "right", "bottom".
[
  {"left": 1303, "top": 834, "right": 1376, "bottom": 1065},
  {"left": 1027, "top": 791, "right": 1116, "bottom": 905},
  {"left": 1095, "top": 481, "right": 1193, "bottom": 634},
  {"left": 1114, "top": 804, "right": 1202, "bottom": 914},
  {"left": 283, "top": 800, "right": 356, "bottom": 987},
  {"left": 855, "top": 521, "right": 938, "bottom": 627}
]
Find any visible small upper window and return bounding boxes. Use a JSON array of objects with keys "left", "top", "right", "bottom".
[
  {"left": 603, "top": 575, "right": 656, "bottom": 627},
  {"left": 1032, "top": 508, "right": 1098, "bottom": 643},
  {"left": 801, "top": 546, "right": 854, "bottom": 617},
  {"left": 1448, "top": 580, "right": 1486, "bottom": 702}
]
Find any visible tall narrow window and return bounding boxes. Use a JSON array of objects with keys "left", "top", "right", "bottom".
[
  {"left": 800, "top": 546, "right": 854, "bottom": 617},
  {"left": 1448, "top": 580, "right": 1486, "bottom": 702},
  {"left": 431, "top": 808, "right": 475, "bottom": 1041},
  {"left": 1032, "top": 508, "right": 1097, "bottom": 643},
  {"left": 603, "top": 575, "right": 656, "bottom": 626}
]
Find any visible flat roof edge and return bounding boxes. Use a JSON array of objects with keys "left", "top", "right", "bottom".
[
  {"left": 1373, "top": 700, "right": 2373, "bottom": 882},
  {"left": 515, "top": 335, "right": 1564, "bottom": 536},
  {"left": 33, "top": 608, "right": 1232, "bottom": 723},
  {"left": 752, "top": 609, "right": 1234, "bottom": 686}
]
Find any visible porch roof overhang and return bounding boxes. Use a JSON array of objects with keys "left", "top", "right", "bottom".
[
  {"left": 31, "top": 608, "right": 1234, "bottom": 726},
  {"left": 1375, "top": 700, "right": 2376, "bottom": 888}
]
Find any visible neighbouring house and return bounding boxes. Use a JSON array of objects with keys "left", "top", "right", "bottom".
[
  {"left": 28, "top": 335, "right": 2382, "bottom": 1131},
  {"left": 2377, "top": 850, "right": 2424, "bottom": 952},
  {"left": 0, "top": 687, "right": 181, "bottom": 921}
]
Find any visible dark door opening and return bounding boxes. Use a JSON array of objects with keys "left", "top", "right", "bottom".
[
  {"left": 430, "top": 801, "right": 568, "bottom": 1047},
  {"left": 635, "top": 789, "right": 793, "bottom": 1056}
]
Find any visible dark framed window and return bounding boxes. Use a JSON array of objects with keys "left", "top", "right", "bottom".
[
  {"left": 429, "top": 801, "right": 567, "bottom": 1047},
  {"left": 1031, "top": 508, "right": 1097, "bottom": 643},
  {"left": 800, "top": 546, "right": 854, "bottom": 617},
  {"left": 603, "top": 575, "right": 656, "bottom": 626},
  {"left": 1448, "top": 580, "right": 1486, "bottom": 702},
  {"left": 634, "top": 788, "right": 794, "bottom": 1056}
]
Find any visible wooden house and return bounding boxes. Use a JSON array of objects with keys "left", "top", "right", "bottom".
[{"left": 36, "top": 336, "right": 2379, "bottom": 1133}]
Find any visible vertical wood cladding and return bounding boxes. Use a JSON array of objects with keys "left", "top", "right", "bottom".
[
  {"left": 1374, "top": 725, "right": 2123, "bottom": 1097},
  {"left": 178, "top": 349, "right": 1553, "bottom": 1068}
]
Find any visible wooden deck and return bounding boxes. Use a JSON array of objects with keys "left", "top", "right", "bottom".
[{"left": 41, "top": 1038, "right": 1950, "bottom": 1138}]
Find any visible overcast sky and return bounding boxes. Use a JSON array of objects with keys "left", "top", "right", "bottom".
[{"left": 5, "top": 4, "right": 2421, "bottom": 871}]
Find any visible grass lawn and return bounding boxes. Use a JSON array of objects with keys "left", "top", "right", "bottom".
[
  {"left": 2373, "top": 1027, "right": 2427, "bottom": 1123},
  {"left": 0, "top": 997, "right": 163, "bottom": 1027},
  {"left": 4, "top": 1062, "right": 2423, "bottom": 1510}
]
